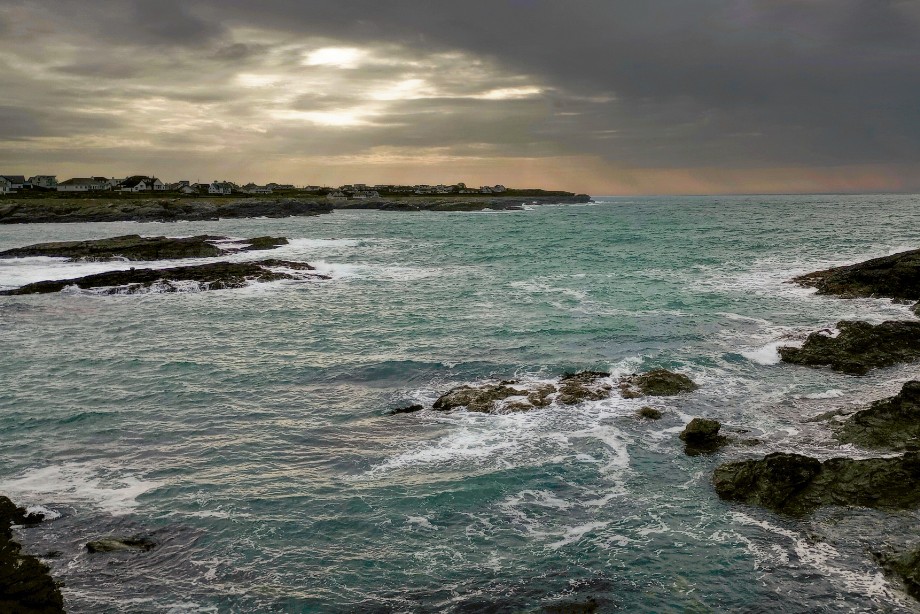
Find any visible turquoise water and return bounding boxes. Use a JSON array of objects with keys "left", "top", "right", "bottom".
[{"left": 1, "top": 195, "right": 919, "bottom": 612}]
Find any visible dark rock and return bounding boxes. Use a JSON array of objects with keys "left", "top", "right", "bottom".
[
  {"left": 713, "top": 451, "right": 920, "bottom": 515},
  {"left": 0, "top": 260, "right": 329, "bottom": 295},
  {"left": 877, "top": 546, "right": 920, "bottom": 601},
  {"left": 836, "top": 381, "right": 920, "bottom": 450},
  {"left": 619, "top": 369, "right": 699, "bottom": 398},
  {"left": 680, "top": 418, "right": 728, "bottom": 455},
  {"left": 793, "top": 248, "right": 920, "bottom": 301},
  {"left": 0, "top": 234, "right": 291, "bottom": 261},
  {"left": 389, "top": 404, "right": 424, "bottom": 415},
  {"left": 778, "top": 320, "right": 920, "bottom": 375},
  {"left": 556, "top": 371, "right": 611, "bottom": 405},
  {"left": 241, "top": 236, "right": 288, "bottom": 251},
  {"left": 0, "top": 495, "right": 64, "bottom": 613},
  {"left": 637, "top": 406, "right": 663, "bottom": 420},
  {"left": 914, "top": 302, "right": 920, "bottom": 317},
  {"left": 432, "top": 383, "right": 524, "bottom": 413},
  {"left": 86, "top": 536, "right": 157, "bottom": 553},
  {"left": 544, "top": 597, "right": 599, "bottom": 614}
]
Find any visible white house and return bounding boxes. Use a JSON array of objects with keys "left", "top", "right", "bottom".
[
  {"left": 57, "top": 177, "right": 107, "bottom": 192},
  {"left": 0, "top": 176, "right": 11, "bottom": 194},
  {"left": 492, "top": 185, "right": 507, "bottom": 193},
  {"left": 28, "top": 175, "right": 57, "bottom": 188},
  {"left": 208, "top": 181, "right": 233, "bottom": 195},
  {"left": 0, "top": 175, "right": 26, "bottom": 189},
  {"left": 326, "top": 191, "right": 347, "bottom": 200},
  {"left": 351, "top": 190, "right": 380, "bottom": 200},
  {"left": 118, "top": 176, "right": 165, "bottom": 192},
  {"left": 479, "top": 186, "right": 493, "bottom": 194}
]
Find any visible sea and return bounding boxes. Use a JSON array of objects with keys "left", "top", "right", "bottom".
[{"left": 1, "top": 194, "right": 919, "bottom": 613}]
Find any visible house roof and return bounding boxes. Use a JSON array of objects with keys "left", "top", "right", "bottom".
[
  {"left": 0, "top": 175, "right": 26, "bottom": 184},
  {"left": 59, "top": 177, "right": 104, "bottom": 186}
]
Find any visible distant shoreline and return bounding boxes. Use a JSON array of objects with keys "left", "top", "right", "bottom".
[{"left": 0, "top": 194, "right": 592, "bottom": 224}]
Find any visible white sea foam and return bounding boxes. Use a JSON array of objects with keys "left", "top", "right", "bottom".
[
  {"left": 25, "top": 504, "right": 62, "bottom": 521},
  {"left": 732, "top": 512, "right": 908, "bottom": 605},
  {"left": 545, "top": 521, "right": 610, "bottom": 550},
  {"left": 803, "top": 389, "right": 846, "bottom": 400},
  {"left": 407, "top": 515, "right": 438, "bottom": 530},
  {"left": 740, "top": 341, "right": 785, "bottom": 365},
  {"left": 0, "top": 463, "right": 162, "bottom": 516}
]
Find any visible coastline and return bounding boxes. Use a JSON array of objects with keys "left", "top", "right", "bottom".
[{"left": 0, "top": 194, "right": 592, "bottom": 224}]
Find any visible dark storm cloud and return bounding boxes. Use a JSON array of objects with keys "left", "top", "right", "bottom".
[{"left": 1, "top": 0, "right": 919, "bottom": 189}]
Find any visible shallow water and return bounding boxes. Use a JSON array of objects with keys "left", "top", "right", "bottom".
[{"left": 1, "top": 194, "right": 919, "bottom": 612}]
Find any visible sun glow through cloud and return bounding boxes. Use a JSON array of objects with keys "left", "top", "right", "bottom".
[{"left": 303, "top": 47, "right": 366, "bottom": 68}]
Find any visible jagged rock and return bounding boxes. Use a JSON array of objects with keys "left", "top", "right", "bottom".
[
  {"left": 0, "top": 260, "right": 329, "bottom": 295},
  {"left": 544, "top": 597, "right": 599, "bottom": 613},
  {"left": 0, "top": 495, "right": 64, "bottom": 613},
  {"left": 637, "top": 406, "right": 663, "bottom": 420},
  {"left": 680, "top": 418, "right": 728, "bottom": 455},
  {"left": 432, "top": 383, "right": 525, "bottom": 413},
  {"left": 713, "top": 451, "right": 920, "bottom": 515},
  {"left": 389, "top": 404, "right": 424, "bottom": 415},
  {"left": 778, "top": 320, "right": 920, "bottom": 375},
  {"left": 619, "top": 369, "right": 699, "bottom": 398},
  {"left": 876, "top": 546, "right": 920, "bottom": 601},
  {"left": 793, "top": 248, "right": 920, "bottom": 301},
  {"left": 556, "top": 371, "right": 611, "bottom": 405},
  {"left": 914, "top": 301, "right": 920, "bottom": 316},
  {"left": 836, "top": 381, "right": 920, "bottom": 450},
  {"left": 86, "top": 536, "right": 157, "bottom": 553},
  {"left": 0, "top": 234, "right": 290, "bottom": 261}
]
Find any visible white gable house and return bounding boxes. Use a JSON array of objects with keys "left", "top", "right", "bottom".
[
  {"left": 208, "top": 181, "right": 233, "bottom": 195},
  {"left": 57, "top": 177, "right": 107, "bottom": 192},
  {"left": 0, "top": 176, "right": 11, "bottom": 194}
]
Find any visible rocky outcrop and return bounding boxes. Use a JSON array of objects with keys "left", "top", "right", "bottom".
[
  {"left": 793, "top": 248, "right": 920, "bottom": 301},
  {"left": 637, "top": 406, "right": 663, "bottom": 420},
  {"left": 619, "top": 369, "right": 699, "bottom": 398},
  {"left": 86, "top": 536, "right": 156, "bottom": 553},
  {"left": 0, "top": 496, "right": 64, "bottom": 613},
  {"left": 680, "top": 418, "right": 728, "bottom": 455},
  {"left": 0, "top": 234, "right": 288, "bottom": 261},
  {"left": 428, "top": 372, "right": 611, "bottom": 414},
  {"left": 0, "top": 260, "right": 328, "bottom": 295},
  {"left": 0, "top": 198, "right": 333, "bottom": 224},
  {"left": 713, "top": 452, "right": 920, "bottom": 515},
  {"left": 778, "top": 320, "right": 920, "bottom": 375},
  {"left": 876, "top": 546, "right": 920, "bottom": 601},
  {"left": 836, "top": 381, "right": 920, "bottom": 450},
  {"left": 388, "top": 404, "right": 424, "bottom": 415}
]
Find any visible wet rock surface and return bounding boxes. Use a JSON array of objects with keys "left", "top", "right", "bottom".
[
  {"left": 86, "top": 536, "right": 157, "bottom": 553},
  {"left": 713, "top": 451, "right": 920, "bottom": 515},
  {"left": 793, "top": 248, "right": 920, "bottom": 301},
  {"left": 388, "top": 404, "right": 424, "bottom": 415},
  {"left": 778, "top": 320, "right": 920, "bottom": 375},
  {"left": 0, "top": 234, "right": 289, "bottom": 261},
  {"left": 877, "top": 546, "right": 920, "bottom": 601},
  {"left": 0, "top": 260, "right": 328, "bottom": 295},
  {"left": 680, "top": 418, "right": 729, "bottom": 455},
  {"left": 0, "top": 495, "right": 64, "bottom": 613},
  {"left": 836, "top": 381, "right": 920, "bottom": 450},
  {"left": 637, "top": 406, "right": 663, "bottom": 420},
  {"left": 430, "top": 372, "right": 613, "bottom": 414},
  {"left": 618, "top": 369, "right": 699, "bottom": 398}
]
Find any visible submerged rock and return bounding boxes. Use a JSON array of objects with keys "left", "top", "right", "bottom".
[
  {"left": 389, "top": 404, "right": 424, "bottom": 415},
  {"left": 0, "top": 495, "right": 64, "bottom": 613},
  {"left": 793, "top": 248, "right": 920, "bottom": 301},
  {"left": 0, "top": 260, "right": 329, "bottom": 295},
  {"left": 86, "top": 536, "right": 157, "bottom": 553},
  {"left": 713, "top": 451, "right": 920, "bottom": 515},
  {"left": 637, "top": 406, "right": 663, "bottom": 420},
  {"left": 680, "top": 418, "right": 728, "bottom": 455},
  {"left": 836, "top": 381, "right": 920, "bottom": 450},
  {"left": 877, "top": 546, "right": 920, "bottom": 602},
  {"left": 778, "top": 320, "right": 920, "bottom": 375},
  {"left": 619, "top": 369, "right": 699, "bottom": 398},
  {"left": 0, "top": 234, "right": 290, "bottom": 262}
]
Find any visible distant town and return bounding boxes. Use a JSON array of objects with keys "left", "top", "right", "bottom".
[{"left": 0, "top": 174, "right": 513, "bottom": 200}]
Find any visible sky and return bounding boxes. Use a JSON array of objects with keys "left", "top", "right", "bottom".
[{"left": 1, "top": 0, "right": 919, "bottom": 195}]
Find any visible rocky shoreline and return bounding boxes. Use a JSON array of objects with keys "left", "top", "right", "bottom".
[
  {"left": 0, "top": 235, "right": 327, "bottom": 295},
  {"left": 0, "top": 495, "right": 64, "bottom": 613},
  {"left": 0, "top": 194, "right": 591, "bottom": 224}
]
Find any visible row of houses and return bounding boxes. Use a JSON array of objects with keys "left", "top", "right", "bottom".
[{"left": 1, "top": 174, "right": 510, "bottom": 197}]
